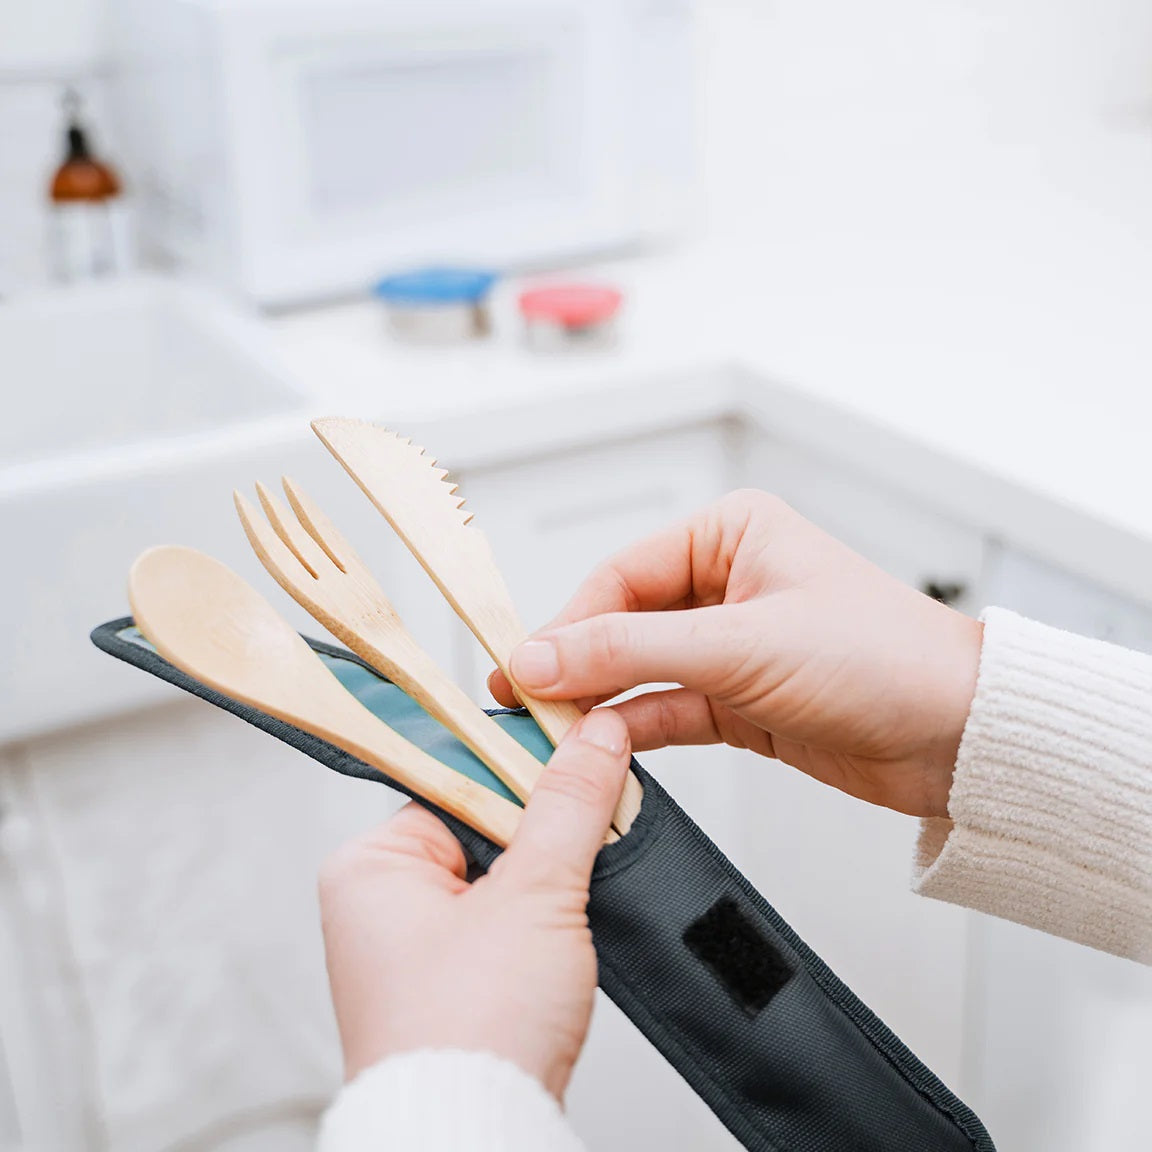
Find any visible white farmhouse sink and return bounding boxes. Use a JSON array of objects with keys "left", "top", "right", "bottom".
[
  {"left": 0, "top": 278, "right": 298, "bottom": 468},
  {"left": 0, "top": 276, "right": 317, "bottom": 743}
]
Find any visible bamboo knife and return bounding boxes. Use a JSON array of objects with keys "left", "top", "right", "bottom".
[{"left": 311, "top": 417, "right": 644, "bottom": 834}]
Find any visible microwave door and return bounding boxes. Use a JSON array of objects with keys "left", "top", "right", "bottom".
[
  {"left": 141, "top": 0, "right": 697, "bottom": 305},
  {"left": 247, "top": 15, "right": 599, "bottom": 301}
]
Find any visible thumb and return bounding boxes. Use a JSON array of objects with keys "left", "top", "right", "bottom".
[
  {"left": 500, "top": 708, "right": 632, "bottom": 889},
  {"left": 509, "top": 604, "right": 753, "bottom": 702}
]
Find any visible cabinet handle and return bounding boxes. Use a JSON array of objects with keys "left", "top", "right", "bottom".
[{"left": 921, "top": 579, "right": 968, "bottom": 607}]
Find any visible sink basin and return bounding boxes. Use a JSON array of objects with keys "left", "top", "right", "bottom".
[
  {"left": 0, "top": 275, "right": 316, "bottom": 742},
  {"left": 1, "top": 276, "right": 301, "bottom": 472}
]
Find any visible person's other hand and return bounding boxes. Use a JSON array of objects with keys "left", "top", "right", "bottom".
[
  {"left": 489, "top": 490, "right": 982, "bottom": 819},
  {"left": 319, "top": 707, "right": 631, "bottom": 1099}
]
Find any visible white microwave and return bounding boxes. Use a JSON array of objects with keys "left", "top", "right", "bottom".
[{"left": 109, "top": 0, "right": 698, "bottom": 307}]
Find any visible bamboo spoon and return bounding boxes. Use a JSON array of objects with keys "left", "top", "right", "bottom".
[
  {"left": 128, "top": 545, "right": 522, "bottom": 847},
  {"left": 233, "top": 477, "right": 551, "bottom": 808},
  {"left": 311, "top": 416, "right": 644, "bottom": 833}
]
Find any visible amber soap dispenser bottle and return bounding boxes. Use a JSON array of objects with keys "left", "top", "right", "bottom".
[{"left": 48, "top": 89, "right": 129, "bottom": 282}]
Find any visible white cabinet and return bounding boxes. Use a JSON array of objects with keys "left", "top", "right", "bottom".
[
  {"left": 746, "top": 435, "right": 986, "bottom": 615},
  {"left": 11, "top": 402, "right": 1147, "bottom": 1152},
  {"left": 968, "top": 545, "right": 1152, "bottom": 1152},
  {"left": 987, "top": 545, "right": 1152, "bottom": 655},
  {"left": 0, "top": 698, "right": 400, "bottom": 1152},
  {"left": 456, "top": 423, "right": 746, "bottom": 1150},
  {"left": 0, "top": 746, "right": 92, "bottom": 1152},
  {"left": 737, "top": 433, "right": 987, "bottom": 1095}
]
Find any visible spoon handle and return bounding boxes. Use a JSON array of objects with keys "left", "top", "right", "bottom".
[{"left": 301, "top": 696, "right": 524, "bottom": 848}]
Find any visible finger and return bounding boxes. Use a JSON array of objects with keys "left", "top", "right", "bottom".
[
  {"left": 610, "top": 688, "right": 778, "bottom": 758},
  {"left": 489, "top": 501, "right": 748, "bottom": 709},
  {"left": 550, "top": 523, "right": 695, "bottom": 623},
  {"left": 510, "top": 603, "right": 757, "bottom": 703},
  {"left": 487, "top": 522, "right": 699, "bottom": 708},
  {"left": 487, "top": 667, "right": 520, "bottom": 708},
  {"left": 501, "top": 708, "right": 632, "bottom": 889},
  {"left": 487, "top": 667, "right": 608, "bottom": 714},
  {"left": 548, "top": 510, "right": 736, "bottom": 631},
  {"left": 352, "top": 802, "right": 470, "bottom": 881},
  {"left": 489, "top": 500, "right": 748, "bottom": 707},
  {"left": 610, "top": 687, "right": 721, "bottom": 749}
]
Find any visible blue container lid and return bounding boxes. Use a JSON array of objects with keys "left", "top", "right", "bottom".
[{"left": 373, "top": 267, "right": 499, "bottom": 307}]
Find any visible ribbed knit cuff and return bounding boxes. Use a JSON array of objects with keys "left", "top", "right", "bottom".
[
  {"left": 318, "top": 1050, "right": 586, "bottom": 1152},
  {"left": 913, "top": 607, "right": 1152, "bottom": 963}
]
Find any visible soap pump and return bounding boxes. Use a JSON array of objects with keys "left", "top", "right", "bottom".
[{"left": 48, "top": 89, "right": 129, "bottom": 282}]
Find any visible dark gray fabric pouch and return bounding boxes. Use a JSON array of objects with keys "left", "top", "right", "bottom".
[{"left": 92, "top": 618, "right": 996, "bottom": 1152}]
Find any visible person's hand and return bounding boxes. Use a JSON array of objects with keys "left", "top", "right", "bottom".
[
  {"left": 489, "top": 490, "right": 983, "bottom": 819},
  {"left": 318, "top": 707, "right": 631, "bottom": 1099}
]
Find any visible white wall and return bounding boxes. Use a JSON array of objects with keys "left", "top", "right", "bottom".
[
  {"left": 697, "top": 0, "right": 1152, "bottom": 240},
  {"left": 0, "top": 0, "right": 105, "bottom": 72},
  {"left": 4, "top": 0, "right": 1152, "bottom": 290}
]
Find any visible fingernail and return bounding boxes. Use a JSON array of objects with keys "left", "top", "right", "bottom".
[
  {"left": 578, "top": 709, "right": 626, "bottom": 756},
  {"left": 511, "top": 639, "right": 559, "bottom": 689}
]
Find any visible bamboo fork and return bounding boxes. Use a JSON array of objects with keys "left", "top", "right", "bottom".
[{"left": 234, "top": 477, "right": 556, "bottom": 813}]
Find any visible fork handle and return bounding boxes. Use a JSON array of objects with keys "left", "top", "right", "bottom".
[
  {"left": 330, "top": 625, "right": 547, "bottom": 805},
  {"left": 400, "top": 650, "right": 548, "bottom": 804},
  {"left": 331, "top": 698, "right": 523, "bottom": 848}
]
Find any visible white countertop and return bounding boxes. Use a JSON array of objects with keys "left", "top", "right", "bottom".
[
  {"left": 267, "top": 121, "right": 1152, "bottom": 605},
  {"left": 9, "top": 6, "right": 1152, "bottom": 749},
  {"left": 8, "top": 11, "right": 1152, "bottom": 746}
]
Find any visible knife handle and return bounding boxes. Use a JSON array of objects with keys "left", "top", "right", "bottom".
[{"left": 516, "top": 693, "right": 582, "bottom": 748}]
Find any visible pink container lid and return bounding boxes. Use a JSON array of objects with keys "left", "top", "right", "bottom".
[{"left": 518, "top": 284, "right": 623, "bottom": 327}]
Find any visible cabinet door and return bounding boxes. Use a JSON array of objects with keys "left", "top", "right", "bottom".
[
  {"left": 0, "top": 747, "right": 93, "bottom": 1151},
  {"left": 987, "top": 544, "right": 1152, "bottom": 654},
  {"left": 740, "top": 434, "right": 984, "bottom": 1094},
  {"left": 0, "top": 700, "right": 401, "bottom": 1152},
  {"left": 457, "top": 424, "right": 746, "bottom": 1150},
  {"left": 747, "top": 435, "right": 986, "bottom": 614},
  {"left": 970, "top": 546, "right": 1152, "bottom": 1152}
]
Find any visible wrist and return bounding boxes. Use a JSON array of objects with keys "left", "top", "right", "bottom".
[{"left": 923, "top": 613, "right": 983, "bottom": 818}]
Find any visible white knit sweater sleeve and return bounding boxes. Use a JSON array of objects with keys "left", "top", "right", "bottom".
[
  {"left": 913, "top": 606, "right": 1152, "bottom": 962},
  {"left": 318, "top": 1050, "right": 586, "bottom": 1152}
]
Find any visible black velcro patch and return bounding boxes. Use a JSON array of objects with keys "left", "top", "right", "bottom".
[{"left": 683, "top": 896, "right": 793, "bottom": 1017}]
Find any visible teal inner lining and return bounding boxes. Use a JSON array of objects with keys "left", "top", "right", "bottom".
[{"left": 122, "top": 626, "right": 552, "bottom": 806}]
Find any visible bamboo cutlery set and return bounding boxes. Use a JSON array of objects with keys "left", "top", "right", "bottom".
[{"left": 127, "top": 417, "right": 643, "bottom": 846}]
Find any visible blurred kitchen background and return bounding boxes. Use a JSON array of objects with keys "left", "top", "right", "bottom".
[{"left": 2, "top": 0, "right": 1152, "bottom": 1148}]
